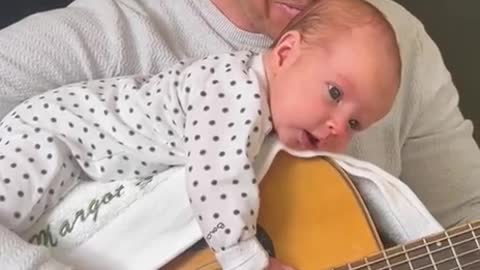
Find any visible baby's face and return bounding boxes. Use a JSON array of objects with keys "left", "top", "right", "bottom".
[{"left": 266, "top": 26, "right": 400, "bottom": 152}]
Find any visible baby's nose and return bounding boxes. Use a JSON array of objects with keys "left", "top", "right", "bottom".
[{"left": 327, "top": 119, "right": 348, "bottom": 137}]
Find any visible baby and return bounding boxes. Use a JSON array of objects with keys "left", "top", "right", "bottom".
[{"left": 0, "top": 0, "right": 400, "bottom": 269}]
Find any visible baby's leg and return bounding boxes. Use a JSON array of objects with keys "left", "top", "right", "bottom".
[{"left": 0, "top": 118, "right": 81, "bottom": 233}]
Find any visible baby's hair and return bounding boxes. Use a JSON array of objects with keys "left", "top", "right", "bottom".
[
  {"left": 274, "top": 0, "right": 397, "bottom": 47},
  {"left": 272, "top": 0, "right": 401, "bottom": 81}
]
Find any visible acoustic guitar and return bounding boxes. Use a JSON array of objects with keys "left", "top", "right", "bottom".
[{"left": 162, "top": 151, "right": 480, "bottom": 270}]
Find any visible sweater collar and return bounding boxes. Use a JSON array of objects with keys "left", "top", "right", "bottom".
[{"left": 189, "top": 0, "right": 273, "bottom": 51}]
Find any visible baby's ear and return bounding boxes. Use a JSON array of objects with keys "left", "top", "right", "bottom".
[{"left": 271, "top": 30, "right": 302, "bottom": 68}]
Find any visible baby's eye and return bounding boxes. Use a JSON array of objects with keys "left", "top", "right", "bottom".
[
  {"left": 348, "top": 119, "right": 360, "bottom": 131},
  {"left": 328, "top": 84, "right": 342, "bottom": 102}
]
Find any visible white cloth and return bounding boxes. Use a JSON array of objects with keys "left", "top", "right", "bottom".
[
  {"left": 0, "top": 225, "right": 72, "bottom": 270},
  {"left": 10, "top": 136, "right": 442, "bottom": 270}
]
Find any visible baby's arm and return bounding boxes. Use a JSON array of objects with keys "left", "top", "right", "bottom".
[{"left": 182, "top": 54, "right": 272, "bottom": 269}]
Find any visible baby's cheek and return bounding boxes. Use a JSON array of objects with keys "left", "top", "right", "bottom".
[
  {"left": 277, "top": 128, "right": 299, "bottom": 149},
  {"left": 330, "top": 135, "right": 351, "bottom": 153},
  {"left": 276, "top": 129, "right": 291, "bottom": 145}
]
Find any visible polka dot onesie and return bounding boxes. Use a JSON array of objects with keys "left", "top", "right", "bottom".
[{"left": 0, "top": 51, "right": 273, "bottom": 268}]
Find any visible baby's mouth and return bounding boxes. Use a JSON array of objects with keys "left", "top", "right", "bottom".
[
  {"left": 306, "top": 131, "right": 320, "bottom": 145},
  {"left": 300, "top": 130, "right": 319, "bottom": 149}
]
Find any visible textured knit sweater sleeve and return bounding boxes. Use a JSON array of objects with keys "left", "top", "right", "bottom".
[
  {"left": 355, "top": 0, "right": 480, "bottom": 228},
  {"left": 0, "top": 0, "right": 126, "bottom": 117},
  {"left": 181, "top": 52, "right": 272, "bottom": 269},
  {"left": 397, "top": 22, "right": 480, "bottom": 227}
]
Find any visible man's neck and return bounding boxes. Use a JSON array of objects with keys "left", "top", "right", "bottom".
[{"left": 209, "top": 0, "right": 259, "bottom": 33}]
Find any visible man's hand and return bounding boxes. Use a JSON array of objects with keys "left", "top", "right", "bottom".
[{"left": 267, "top": 257, "right": 295, "bottom": 270}]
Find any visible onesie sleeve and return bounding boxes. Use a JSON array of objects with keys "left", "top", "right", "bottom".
[{"left": 181, "top": 53, "right": 272, "bottom": 269}]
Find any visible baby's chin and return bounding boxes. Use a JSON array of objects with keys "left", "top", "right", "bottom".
[
  {"left": 277, "top": 132, "right": 307, "bottom": 151},
  {"left": 275, "top": 131, "right": 295, "bottom": 148},
  {"left": 280, "top": 133, "right": 349, "bottom": 153}
]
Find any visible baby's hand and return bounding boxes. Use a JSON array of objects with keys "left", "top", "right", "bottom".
[{"left": 267, "top": 257, "right": 296, "bottom": 270}]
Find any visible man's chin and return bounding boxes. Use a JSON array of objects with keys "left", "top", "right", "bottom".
[
  {"left": 271, "top": 2, "right": 302, "bottom": 18},
  {"left": 266, "top": 8, "right": 297, "bottom": 37}
]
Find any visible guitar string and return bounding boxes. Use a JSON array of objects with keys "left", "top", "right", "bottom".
[
  {"left": 344, "top": 242, "right": 480, "bottom": 270},
  {"left": 390, "top": 247, "right": 479, "bottom": 270},
  {"left": 186, "top": 229, "right": 480, "bottom": 270},
  {"left": 350, "top": 225, "right": 479, "bottom": 267},
  {"left": 342, "top": 225, "right": 480, "bottom": 270},
  {"left": 186, "top": 222, "right": 480, "bottom": 269},
  {"left": 346, "top": 234, "right": 479, "bottom": 270},
  {"left": 443, "top": 258, "right": 480, "bottom": 270}
]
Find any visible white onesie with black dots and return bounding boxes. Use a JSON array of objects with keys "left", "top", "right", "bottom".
[{"left": 0, "top": 51, "right": 272, "bottom": 269}]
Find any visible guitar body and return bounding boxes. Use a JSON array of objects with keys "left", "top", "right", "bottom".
[
  {"left": 258, "top": 151, "right": 383, "bottom": 269},
  {"left": 163, "top": 151, "right": 383, "bottom": 269}
]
